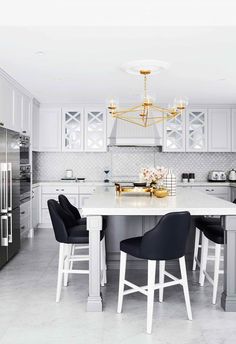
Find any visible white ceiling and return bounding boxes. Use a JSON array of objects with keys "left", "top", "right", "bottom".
[{"left": 0, "top": 26, "right": 235, "bottom": 105}]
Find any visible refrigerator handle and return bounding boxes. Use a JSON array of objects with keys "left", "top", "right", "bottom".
[
  {"left": 1, "top": 215, "right": 8, "bottom": 246},
  {"left": 0, "top": 163, "right": 7, "bottom": 213},
  {"left": 7, "top": 163, "right": 12, "bottom": 211},
  {"left": 8, "top": 213, "right": 12, "bottom": 243}
]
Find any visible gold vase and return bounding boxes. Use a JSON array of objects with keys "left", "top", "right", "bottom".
[{"left": 154, "top": 187, "right": 169, "bottom": 198}]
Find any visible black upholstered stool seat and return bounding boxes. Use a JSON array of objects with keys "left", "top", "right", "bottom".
[
  {"left": 120, "top": 237, "right": 143, "bottom": 259},
  {"left": 195, "top": 216, "right": 220, "bottom": 231},
  {"left": 203, "top": 225, "right": 224, "bottom": 245}
]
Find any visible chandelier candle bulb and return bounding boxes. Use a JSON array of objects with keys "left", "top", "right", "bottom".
[{"left": 163, "top": 169, "right": 176, "bottom": 196}]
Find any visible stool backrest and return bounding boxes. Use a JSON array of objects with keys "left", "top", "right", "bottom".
[
  {"left": 58, "top": 194, "right": 81, "bottom": 221},
  {"left": 141, "top": 211, "right": 191, "bottom": 260},
  {"left": 48, "top": 199, "right": 76, "bottom": 243}
]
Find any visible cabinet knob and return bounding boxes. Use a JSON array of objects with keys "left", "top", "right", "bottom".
[
  {"left": 0, "top": 122, "right": 4, "bottom": 126},
  {"left": 21, "top": 211, "right": 25, "bottom": 215},
  {"left": 56, "top": 189, "right": 59, "bottom": 191},
  {"left": 61, "top": 189, "right": 64, "bottom": 191},
  {"left": 21, "top": 225, "right": 25, "bottom": 230},
  {"left": 22, "top": 130, "right": 26, "bottom": 134}
]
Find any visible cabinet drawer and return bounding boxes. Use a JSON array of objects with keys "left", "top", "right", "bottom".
[
  {"left": 194, "top": 186, "right": 230, "bottom": 201},
  {"left": 78, "top": 186, "right": 96, "bottom": 194},
  {"left": 195, "top": 186, "right": 229, "bottom": 194},
  {"left": 42, "top": 194, "right": 79, "bottom": 209},
  {"left": 41, "top": 185, "right": 79, "bottom": 194},
  {"left": 20, "top": 201, "right": 30, "bottom": 220},
  {"left": 20, "top": 215, "right": 30, "bottom": 235}
]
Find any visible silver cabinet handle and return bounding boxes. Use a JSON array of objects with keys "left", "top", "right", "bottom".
[
  {"left": 1, "top": 215, "right": 8, "bottom": 246},
  {"left": 8, "top": 213, "right": 12, "bottom": 243},
  {"left": 8, "top": 163, "right": 12, "bottom": 211}
]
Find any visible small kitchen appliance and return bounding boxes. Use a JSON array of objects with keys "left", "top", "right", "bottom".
[
  {"left": 228, "top": 169, "right": 236, "bottom": 181},
  {"left": 208, "top": 171, "right": 227, "bottom": 182}
]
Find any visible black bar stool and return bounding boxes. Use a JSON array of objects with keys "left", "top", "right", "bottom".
[
  {"left": 117, "top": 211, "right": 192, "bottom": 334},
  {"left": 58, "top": 194, "right": 107, "bottom": 286},
  {"left": 48, "top": 199, "right": 106, "bottom": 302}
]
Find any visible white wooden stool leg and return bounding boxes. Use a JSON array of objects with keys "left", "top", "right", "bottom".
[
  {"left": 212, "top": 243, "right": 221, "bottom": 304},
  {"left": 199, "top": 234, "right": 209, "bottom": 286},
  {"left": 179, "top": 256, "right": 192, "bottom": 321},
  {"left": 64, "top": 244, "right": 71, "bottom": 287},
  {"left": 117, "top": 251, "right": 127, "bottom": 313},
  {"left": 159, "top": 260, "right": 165, "bottom": 302},
  {"left": 100, "top": 239, "right": 105, "bottom": 287},
  {"left": 56, "top": 243, "right": 64, "bottom": 302},
  {"left": 103, "top": 237, "right": 107, "bottom": 284},
  {"left": 147, "top": 260, "right": 156, "bottom": 334},
  {"left": 192, "top": 228, "right": 200, "bottom": 271},
  {"left": 69, "top": 244, "right": 75, "bottom": 271}
]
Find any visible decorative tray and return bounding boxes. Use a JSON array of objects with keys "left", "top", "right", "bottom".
[{"left": 115, "top": 183, "right": 154, "bottom": 196}]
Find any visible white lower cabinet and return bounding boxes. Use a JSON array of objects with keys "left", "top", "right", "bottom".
[
  {"left": 188, "top": 185, "right": 230, "bottom": 201},
  {"left": 32, "top": 186, "right": 40, "bottom": 229},
  {"left": 20, "top": 200, "right": 31, "bottom": 237},
  {"left": 40, "top": 184, "right": 79, "bottom": 227}
]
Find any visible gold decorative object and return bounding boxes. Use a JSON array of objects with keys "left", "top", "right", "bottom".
[
  {"left": 153, "top": 188, "right": 169, "bottom": 198},
  {"left": 108, "top": 63, "right": 188, "bottom": 128}
]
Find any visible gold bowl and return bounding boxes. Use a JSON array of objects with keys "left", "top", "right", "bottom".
[{"left": 153, "top": 188, "right": 169, "bottom": 198}]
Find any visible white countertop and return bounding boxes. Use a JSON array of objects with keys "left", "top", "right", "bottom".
[
  {"left": 81, "top": 187, "right": 236, "bottom": 217},
  {"left": 32, "top": 180, "right": 236, "bottom": 188}
]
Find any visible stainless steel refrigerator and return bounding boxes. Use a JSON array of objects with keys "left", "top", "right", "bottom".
[{"left": 0, "top": 127, "right": 20, "bottom": 269}]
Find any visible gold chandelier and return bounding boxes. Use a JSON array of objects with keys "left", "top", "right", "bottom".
[{"left": 108, "top": 68, "right": 188, "bottom": 128}]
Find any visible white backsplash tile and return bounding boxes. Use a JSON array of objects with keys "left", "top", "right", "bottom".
[{"left": 33, "top": 147, "right": 236, "bottom": 182}]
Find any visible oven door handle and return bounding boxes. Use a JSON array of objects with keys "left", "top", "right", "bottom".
[{"left": 8, "top": 213, "right": 12, "bottom": 243}]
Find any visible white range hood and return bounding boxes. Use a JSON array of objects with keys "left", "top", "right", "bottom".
[{"left": 107, "top": 117, "right": 163, "bottom": 146}]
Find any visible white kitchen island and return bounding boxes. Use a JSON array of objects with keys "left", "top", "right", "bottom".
[{"left": 82, "top": 187, "right": 236, "bottom": 312}]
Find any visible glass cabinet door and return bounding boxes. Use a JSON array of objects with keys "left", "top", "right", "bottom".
[
  {"left": 62, "top": 109, "right": 83, "bottom": 151},
  {"left": 163, "top": 113, "right": 185, "bottom": 152},
  {"left": 186, "top": 109, "right": 207, "bottom": 152},
  {"left": 84, "top": 108, "right": 107, "bottom": 152}
]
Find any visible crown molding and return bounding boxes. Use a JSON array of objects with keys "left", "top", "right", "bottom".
[{"left": 0, "top": 67, "right": 35, "bottom": 99}]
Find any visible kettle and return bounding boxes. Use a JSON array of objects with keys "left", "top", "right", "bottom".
[{"left": 229, "top": 169, "right": 236, "bottom": 181}]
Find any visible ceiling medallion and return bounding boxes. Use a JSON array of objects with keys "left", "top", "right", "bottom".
[{"left": 108, "top": 60, "right": 188, "bottom": 128}]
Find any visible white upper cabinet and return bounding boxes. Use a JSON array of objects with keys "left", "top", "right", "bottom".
[
  {"left": 21, "top": 94, "right": 31, "bottom": 136},
  {"left": 163, "top": 112, "right": 185, "bottom": 152},
  {"left": 186, "top": 108, "right": 207, "bottom": 152},
  {"left": 0, "top": 76, "right": 13, "bottom": 129},
  {"left": 84, "top": 107, "right": 107, "bottom": 151},
  {"left": 208, "top": 108, "right": 231, "bottom": 152},
  {"left": 32, "top": 100, "right": 40, "bottom": 151},
  {"left": 38, "top": 108, "right": 61, "bottom": 151},
  {"left": 232, "top": 109, "right": 236, "bottom": 152},
  {"left": 13, "top": 88, "right": 23, "bottom": 133},
  {"left": 62, "top": 108, "right": 84, "bottom": 152}
]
